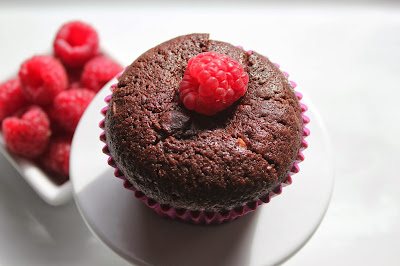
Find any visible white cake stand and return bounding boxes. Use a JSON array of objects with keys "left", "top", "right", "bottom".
[{"left": 70, "top": 78, "right": 334, "bottom": 266}]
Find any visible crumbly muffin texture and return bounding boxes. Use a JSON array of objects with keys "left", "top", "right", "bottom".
[{"left": 105, "top": 34, "right": 303, "bottom": 212}]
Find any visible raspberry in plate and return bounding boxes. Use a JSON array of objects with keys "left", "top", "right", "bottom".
[
  {"left": 2, "top": 106, "right": 51, "bottom": 158},
  {"left": 49, "top": 88, "right": 96, "bottom": 133},
  {"left": 41, "top": 136, "right": 71, "bottom": 181},
  {"left": 81, "top": 56, "right": 123, "bottom": 92},
  {"left": 19, "top": 55, "right": 68, "bottom": 106},
  {"left": 0, "top": 78, "right": 27, "bottom": 122},
  {"left": 54, "top": 21, "right": 99, "bottom": 68}
]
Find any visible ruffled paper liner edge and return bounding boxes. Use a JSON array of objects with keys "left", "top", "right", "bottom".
[{"left": 99, "top": 56, "right": 310, "bottom": 225}]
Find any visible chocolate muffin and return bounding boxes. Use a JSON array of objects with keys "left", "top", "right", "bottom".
[{"left": 104, "top": 33, "right": 304, "bottom": 213}]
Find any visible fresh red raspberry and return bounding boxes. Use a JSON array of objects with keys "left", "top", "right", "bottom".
[
  {"left": 54, "top": 21, "right": 99, "bottom": 67},
  {"left": 2, "top": 106, "right": 51, "bottom": 158},
  {"left": 0, "top": 78, "right": 28, "bottom": 122},
  {"left": 49, "top": 89, "right": 96, "bottom": 133},
  {"left": 41, "top": 136, "right": 71, "bottom": 179},
  {"left": 81, "top": 56, "right": 123, "bottom": 92},
  {"left": 19, "top": 55, "right": 68, "bottom": 106},
  {"left": 179, "top": 52, "right": 249, "bottom": 115}
]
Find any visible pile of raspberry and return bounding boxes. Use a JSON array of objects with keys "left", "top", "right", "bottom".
[{"left": 0, "top": 21, "right": 122, "bottom": 184}]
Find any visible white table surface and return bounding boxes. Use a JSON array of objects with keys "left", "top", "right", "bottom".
[{"left": 1, "top": 1, "right": 399, "bottom": 265}]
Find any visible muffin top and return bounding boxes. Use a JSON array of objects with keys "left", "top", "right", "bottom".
[{"left": 105, "top": 34, "right": 303, "bottom": 212}]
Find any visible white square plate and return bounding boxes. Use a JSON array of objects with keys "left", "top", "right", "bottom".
[{"left": 0, "top": 134, "right": 73, "bottom": 206}]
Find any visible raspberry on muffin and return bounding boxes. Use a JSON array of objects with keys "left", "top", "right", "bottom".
[{"left": 179, "top": 52, "right": 249, "bottom": 115}]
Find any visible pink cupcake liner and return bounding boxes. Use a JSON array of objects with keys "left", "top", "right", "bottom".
[{"left": 99, "top": 57, "right": 310, "bottom": 225}]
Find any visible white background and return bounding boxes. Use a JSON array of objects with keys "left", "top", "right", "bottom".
[{"left": 1, "top": 1, "right": 400, "bottom": 265}]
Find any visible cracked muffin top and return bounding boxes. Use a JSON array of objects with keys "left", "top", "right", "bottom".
[{"left": 104, "top": 34, "right": 303, "bottom": 212}]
